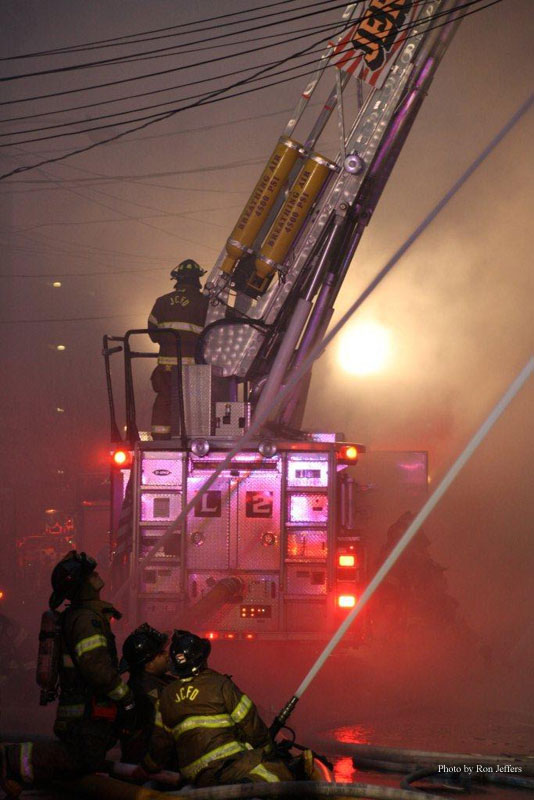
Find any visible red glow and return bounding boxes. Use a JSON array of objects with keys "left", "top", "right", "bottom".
[
  {"left": 338, "top": 554, "right": 355, "bottom": 567},
  {"left": 0, "top": 590, "right": 4, "bottom": 600},
  {"left": 337, "top": 594, "right": 356, "bottom": 608},
  {"left": 205, "top": 632, "right": 218, "bottom": 640},
  {"left": 223, "top": 633, "right": 236, "bottom": 639},
  {"left": 333, "top": 756, "right": 354, "bottom": 783},
  {"left": 339, "top": 445, "right": 358, "bottom": 461},
  {"left": 243, "top": 633, "right": 256, "bottom": 640},
  {"left": 111, "top": 449, "right": 131, "bottom": 467}
]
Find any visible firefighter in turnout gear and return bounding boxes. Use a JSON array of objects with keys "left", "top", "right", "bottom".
[
  {"left": 141, "top": 630, "right": 294, "bottom": 787},
  {"left": 0, "top": 551, "right": 135, "bottom": 797},
  {"left": 119, "top": 623, "right": 175, "bottom": 764},
  {"left": 148, "top": 259, "right": 209, "bottom": 440}
]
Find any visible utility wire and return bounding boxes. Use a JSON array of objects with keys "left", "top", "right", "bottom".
[
  {"left": 0, "top": 13, "right": 350, "bottom": 107},
  {"left": 0, "top": 1, "right": 502, "bottom": 179},
  {"left": 0, "top": 25, "right": 338, "bottom": 123},
  {"left": 0, "top": 0, "right": 497, "bottom": 150},
  {"left": 0, "top": 0, "right": 332, "bottom": 61},
  {"left": 0, "top": 27, "right": 337, "bottom": 178},
  {"left": 0, "top": 2, "right": 355, "bottom": 83},
  {"left": 0, "top": 48, "right": 328, "bottom": 138}
]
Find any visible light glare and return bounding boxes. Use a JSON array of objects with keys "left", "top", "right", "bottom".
[{"left": 338, "top": 322, "right": 391, "bottom": 375}]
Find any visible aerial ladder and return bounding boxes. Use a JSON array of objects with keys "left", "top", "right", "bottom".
[{"left": 199, "top": 0, "right": 462, "bottom": 428}]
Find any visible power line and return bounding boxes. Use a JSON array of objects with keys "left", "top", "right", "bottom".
[
  {"left": 0, "top": 2, "right": 352, "bottom": 83},
  {"left": 0, "top": 0, "right": 502, "bottom": 180},
  {"left": 0, "top": 0, "right": 327, "bottom": 61},
  {"left": 0, "top": 47, "right": 327, "bottom": 137},
  {"left": 0, "top": 14, "right": 345, "bottom": 108},
  {"left": 0, "top": 103, "right": 298, "bottom": 162},
  {"left": 0, "top": 34, "right": 333, "bottom": 179},
  {"left": 0, "top": 25, "right": 336, "bottom": 124},
  {"left": 0, "top": 0, "right": 495, "bottom": 151}
]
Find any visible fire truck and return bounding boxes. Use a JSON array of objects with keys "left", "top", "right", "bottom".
[{"left": 104, "top": 0, "right": 458, "bottom": 639}]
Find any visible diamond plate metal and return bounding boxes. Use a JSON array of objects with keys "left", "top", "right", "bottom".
[
  {"left": 286, "top": 565, "right": 327, "bottom": 595},
  {"left": 140, "top": 564, "right": 181, "bottom": 594},
  {"left": 236, "top": 473, "right": 281, "bottom": 570},
  {"left": 140, "top": 528, "right": 181, "bottom": 560},
  {"left": 185, "top": 477, "right": 230, "bottom": 569},
  {"left": 141, "top": 452, "right": 184, "bottom": 487},
  {"left": 286, "top": 529, "right": 327, "bottom": 560},
  {"left": 287, "top": 492, "right": 328, "bottom": 523},
  {"left": 183, "top": 364, "right": 212, "bottom": 435},
  {"left": 140, "top": 491, "right": 182, "bottom": 522}
]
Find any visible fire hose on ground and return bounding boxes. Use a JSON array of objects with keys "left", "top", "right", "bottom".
[
  {"left": 61, "top": 776, "right": 452, "bottom": 800},
  {"left": 310, "top": 743, "right": 534, "bottom": 791}
]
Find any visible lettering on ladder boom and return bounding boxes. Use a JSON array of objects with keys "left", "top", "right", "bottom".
[{"left": 352, "top": 0, "right": 411, "bottom": 71}]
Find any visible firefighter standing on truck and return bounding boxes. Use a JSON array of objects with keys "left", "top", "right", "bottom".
[
  {"left": 0, "top": 551, "right": 136, "bottom": 797},
  {"left": 140, "top": 629, "right": 294, "bottom": 786},
  {"left": 148, "top": 259, "right": 208, "bottom": 440},
  {"left": 118, "top": 622, "right": 175, "bottom": 764}
]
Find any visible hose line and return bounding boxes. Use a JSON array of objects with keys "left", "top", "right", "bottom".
[{"left": 164, "top": 780, "right": 445, "bottom": 799}]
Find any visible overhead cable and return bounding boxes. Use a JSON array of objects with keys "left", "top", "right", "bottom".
[
  {"left": 0, "top": 0, "right": 502, "bottom": 179},
  {"left": 0, "top": 1, "right": 356, "bottom": 83},
  {"left": 0, "top": 0, "right": 333, "bottom": 61},
  {"left": 0, "top": 0, "right": 497, "bottom": 147}
]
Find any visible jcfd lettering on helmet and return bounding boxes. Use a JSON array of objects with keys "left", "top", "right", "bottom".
[{"left": 175, "top": 684, "right": 199, "bottom": 703}]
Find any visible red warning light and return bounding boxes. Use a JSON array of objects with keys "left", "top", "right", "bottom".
[
  {"left": 338, "top": 554, "right": 356, "bottom": 567},
  {"left": 337, "top": 594, "right": 356, "bottom": 608},
  {"left": 205, "top": 632, "right": 218, "bottom": 640},
  {"left": 339, "top": 445, "right": 358, "bottom": 461},
  {"left": 243, "top": 633, "right": 256, "bottom": 640},
  {"left": 111, "top": 449, "right": 131, "bottom": 467},
  {"left": 223, "top": 633, "right": 236, "bottom": 640}
]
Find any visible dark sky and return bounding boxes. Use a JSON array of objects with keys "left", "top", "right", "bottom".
[{"left": 0, "top": 0, "right": 533, "bottom": 698}]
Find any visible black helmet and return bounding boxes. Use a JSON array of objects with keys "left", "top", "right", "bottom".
[
  {"left": 170, "top": 259, "right": 206, "bottom": 282},
  {"left": 49, "top": 550, "right": 97, "bottom": 610},
  {"left": 119, "top": 623, "right": 168, "bottom": 673},
  {"left": 169, "top": 629, "right": 211, "bottom": 678}
]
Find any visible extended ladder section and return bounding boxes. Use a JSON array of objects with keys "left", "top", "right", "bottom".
[{"left": 200, "top": 0, "right": 461, "bottom": 425}]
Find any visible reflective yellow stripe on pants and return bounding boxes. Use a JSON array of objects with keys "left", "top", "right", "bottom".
[
  {"left": 181, "top": 741, "right": 251, "bottom": 781},
  {"left": 250, "top": 763, "right": 281, "bottom": 782}
]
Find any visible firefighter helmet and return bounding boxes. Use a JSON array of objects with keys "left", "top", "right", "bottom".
[
  {"left": 170, "top": 259, "right": 206, "bottom": 281},
  {"left": 169, "top": 629, "right": 211, "bottom": 677},
  {"left": 49, "top": 550, "right": 97, "bottom": 610},
  {"left": 119, "top": 623, "right": 169, "bottom": 673}
]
